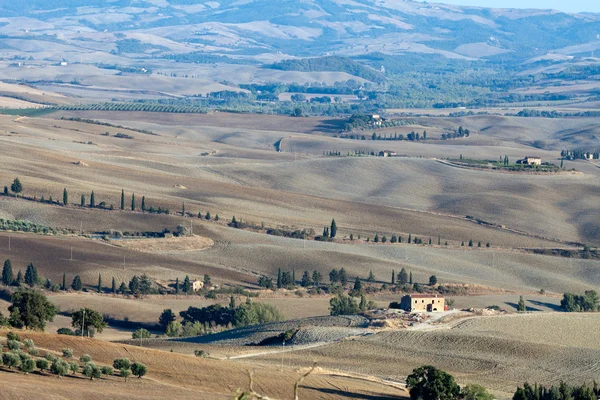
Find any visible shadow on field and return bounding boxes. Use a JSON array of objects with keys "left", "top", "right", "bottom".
[
  {"left": 57, "top": 310, "right": 159, "bottom": 331},
  {"left": 303, "top": 386, "right": 405, "bottom": 399},
  {"left": 313, "top": 119, "right": 346, "bottom": 133},
  {"left": 528, "top": 300, "right": 562, "bottom": 311},
  {"left": 504, "top": 302, "right": 542, "bottom": 312}
]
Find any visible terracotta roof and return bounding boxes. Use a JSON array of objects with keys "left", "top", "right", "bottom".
[{"left": 405, "top": 294, "right": 444, "bottom": 299}]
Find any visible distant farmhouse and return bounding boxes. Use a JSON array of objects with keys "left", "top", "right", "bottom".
[
  {"left": 191, "top": 280, "right": 204, "bottom": 292},
  {"left": 400, "top": 294, "right": 445, "bottom": 312},
  {"left": 379, "top": 150, "right": 396, "bottom": 157},
  {"left": 516, "top": 156, "right": 542, "bottom": 166}
]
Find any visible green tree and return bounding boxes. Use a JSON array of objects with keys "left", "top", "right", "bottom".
[
  {"left": 24, "top": 263, "right": 38, "bottom": 287},
  {"left": 205, "top": 211, "right": 211, "bottom": 220},
  {"left": 391, "top": 269, "right": 395, "bottom": 285},
  {"left": 62, "top": 272, "right": 66, "bottom": 291},
  {"left": 120, "top": 368, "right": 131, "bottom": 382},
  {"left": 312, "top": 270, "right": 322, "bottom": 287},
  {"left": 468, "top": 239, "right": 473, "bottom": 247},
  {"left": 174, "top": 277, "right": 180, "bottom": 294},
  {"left": 51, "top": 359, "right": 69, "bottom": 377},
  {"left": 406, "top": 365, "right": 460, "bottom": 400},
  {"left": 131, "top": 193, "right": 135, "bottom": 211},
  {"left": 90, "top": 191, "right": 95, "bottom": 208},
  {"left": 36, "top": 358, "right": 49, "bottom": 371},
  {"left": 80, "top": 193, "right": 85, "bottom": 207},
  {"left": 409, "top": 271, "right": 413, "bottom": 285},
  {"left": 21, "top": 357, "right": 35, "bottom": 374},
  {"left": 203, "top": 274, "right": 211, "bottom": 287},
  {"left": 121, "top": 189, "right": 125, "bottom": 210},
  {"left": 72, "top": 308, "right": 107, "bottom": 336},
  {"left": 129, "top": 275, "right": 140, "bottom": 293},
  {"left": 112, "top": 277, "right": 116, "bottom": 294},
  {"left": 83, "top": 362, "right": 102, "bottom": 380},
  {"left": 330, "top": 219, "right": 337, "bottom": 238},
  {"left": 330, "top": 293, "right": 360, "bottom": 316},
  {"left": 97, "top": 274, "right": 102, "bottom": 293},
  {"left": 182, "top": 275, "right": 191, "bottom": 294},
  {"left": 10, "top": 177, "right": 22, "bottom": 196},
  {"left": 141, "top": 196, "right": 146, "bottom": 212},
  {"left": 229, "top": 295, "right": 236, "bottom": 310},
  {"left": 277, "top": 268, "right": 282, "bottom": 289},
  {"left": 119, "top": 282, "right": 128, "bottom": 294},
  {"left": 353, "top": 277, "right": 362, "bottom": 292},
  {"left": 398, "top": 268, "right": 408, "bottom": 285},
  {"left": 461, "top": 384, "right": 493, "bottom": 400},
  {"left": 159, "top": 309, "right": 176, "bottom": 331},
  {"left": 132, "top": 328, "right": 151, "bottom": 339},
  {"left": 72, "top": 275, "right": 82, "bottom": 291},
  {"left": 2, "top": 259, "right": 14, "bottom": 286},
  {"left": 131, "top": 362, "right": 148, "bottom": 379},
  {"left": 367, "top": 271, "right": 375, "bottom": 282},
  {"left": 63, "top": 188, "right": 68, "bottom": 206},
  {"left": 330, "top": 269, "right": 339, "bottom": 284},
  {"left": 301, "top": 271, "right": 311, "bottom": 287},
  {"left": 113, "top": 358, "right": 131, "bottom": 370},
  {"left": 359, "top": 294, "right": 367, "bottom": 311},
  {"left": 517, "top": 296, "right": 526, "bottom": 312},
  {"left": 15, "top": 270, "right": 23, "bottom": 286},
  {"left": 339, "top": 268, "right": 348, "bottom": 286},
  {"left": 8, "top": 290, "right": 57, "bottom": 330},
  {"left": 165, "top": 320, "right": 182, "bottom": 337},
  {"left": 429, "top": 275, "right": 438, "bottom": 286},
  {"left": 3, "top": 352, "right": 21, "bottom": 369}
]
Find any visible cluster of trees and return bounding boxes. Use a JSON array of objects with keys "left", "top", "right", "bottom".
[
  {"left": 561, "top": 149, "right": 599, "bottom": 160},
  {"left": 406, "top": 365, "right": 493, "bottom": 400},
  {"left": 560, "top": 291, "right": 598, "bottom": 312},
  {"left": 0, "top": 218, "right": 58, "bottom": 235},
  {"left": 164, "top": 298, "right": 283, "bottom": 337},
  {"left": 2, "top": 260, "right": 49, "bottom": 289},
  {"left": 441, "top": 126, "right": 470, "bottom": 140}
]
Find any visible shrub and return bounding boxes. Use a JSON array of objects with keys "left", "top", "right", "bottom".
[
  {"left": 79, "top": 354, "right": 92, "bottom": 363},
  {"left": 194, "top": 350, "right": 209, "bottom": 358},
  {"left": 101, "top": 366, "right": 114, "bottom": 376},
  {"left": 329, "top": 293, "right": 360, "bottom": 316},
  {"left": 45, "top": 353, "right": 57, "bottom": 362},
  {"left": 132, "top": 328, "right": 151, "bottom": 339},
  {"left": 406, "top": 365, "right": 460, "bottom": 400},
  {"left": 62, "top": 348, "right": 73, "bottom": 358},
  {"left": 6, "top": 332, "right": 20, "bottom": 341},
  {"left": 7, "top": 340, "right": 21, "bottom": 351},
  {"left": 131, "top": 362, "right": 148, "bottom": 378},
  {"left": 29, "top": 348, "right": 39, "bottom": 356},
  {"left": 36, "top": 358, "right": 49, "bottom": 371},
  {"left": 57, "top": 327, "right": 76, "bottom": 336},
  {"left": 113, "top": 358, "right": 131, "bottom": 370}
]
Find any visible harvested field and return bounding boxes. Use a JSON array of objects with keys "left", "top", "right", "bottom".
[
  {"left": 245, "top": 313, "right": 600, "bottom": 399},
  {"left": 112, "top": 235, "right": 214, "bottom": 253}
]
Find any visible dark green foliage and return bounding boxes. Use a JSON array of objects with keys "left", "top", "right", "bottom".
[
  {"left": 131, "top": 193, "right": 135, "bottom": 211},
  {"left": 72, "top": 308, "right": 107, "bottom": 336},
  {"left": 97, "top": 274, "right": 102, "bottom": 293},
  {"left": 90, "top": 191, "right": 95, "bottom": 208},
  {"left": 63, "top": 188, "right": 68, "bottom": 205},
  {"left": 517, "top": 296, "right": 526, "bottom": 312},
  {"left": 429, "top": 275, "right": 438, "bottom": 286},
  {"left": 330, "top": 219, "right": 337, "bottom": 238},
  {"left": 21, "top": 357, "right": 35, "bottom": 373},
  {"left": 353, "top": 277, "right": 362, "bottom": 292},
  {"left": 174, "top": 277, "right": 180, "bottom": 294},
  {"left": 398, "top": 268, "right": 408, "bottom": 285},
  {"left": 10, "top": 177, "right": 22, "bottom": 195},
  {"left": 367, "top": 271, "right": 375, "bottom": 282},
  {"left": 461, "top": 384, "right": 493, "bottom": 400},
  {"left": 51, "top": 359, "right": 69, "bottom": 377},
  {"left": 80, "top": 193, "right": 85, "bottom": 207},
  {"left": 72, "top": 275, "right": 82, "bottom": 291},
  {"left": 121, "top": 189, "right": 125, "bottom": 210},
  {"left": 561, "top": 291, "right": 599, "bottom": 312},
  {"left": 312, "top": 270, "right": 322, "bottom": 286},
  {"left": 234, "top": 301, "right": 283, "bottom": 327},
  {"left": 339, "top": 268, "right": 348, "bottom": 286},
  {"left": 131, "top": 362, "right": 148, "bottom": 378},
  {"left": 330, "top": 293, "right": 360, "bottom": 316},
  {"left": 132, "top": 328, "right": 151, "bottom": 339},
  {"left": 301, "top": 271, "right": 311, "bottom": 287},
  {"left": 330, "top": 269, "right": 339, "bottom": 284},
  {"left": 269, "top": 56, "right": 385, "bottom": 83},
  {"left": 36, "top": 358, "right": 49, "bottom": 371},
  {"left": 129, "top": 275, "right": 140, "bottom": 293},
  {"left": 2, "top": 259, "right": 13, "bottom": 285},
  {"left": 119, "top": 282, "right": 128, "bottom": 294},
  {"left": 57, "top": 327, "right": 76, "bottom": 335},
  {"left": 15, "top": 270, "right": 23, "bottom": 286},
  {"left": 3, "top": 352, "right": 21, "bottom": 369},
  {"left": 258, "top": 276, "right": 273, "bottom": 290},
  {"left": 141, "top": 196, "right": 146, "bottom": 212},
  {"left": 391, "top": 270, "right": 395, "bottom": 285},
  {"left": 406, "top": 365, "right": 460, "bottom": 400},
  {"left": 113, "top": 358, "right": 131, "bottom": 370},
  {"left": 277, "top": 268, "right": 282, "bottom": 289},
  {"left": 159, "top": 309, "right": 176, "bottom": 330},
  {"left": 24, "top": 263, "right": 38, "bottom": 286},
  {"left": 8, "top": 290, "right": 56, "bottom": 330},
  {"left": 182, "top": 275, "right": 191, "bottom": 293},
  {"left": 513, "top": 381, "right": 598, "bottom": 400},
  {"left": 409, "top": 271, "right": 413, "bottom": 285},
  {"left": 83, "top": 362, "right": 102, "bottom": 380},
  {"left": 112, "top": 277, "right": 116, "bottom": 294}
]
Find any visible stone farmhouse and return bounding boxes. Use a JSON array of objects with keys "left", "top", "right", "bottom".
[{"left": 399, "top": 294, "right": 445, "bottom": 312}]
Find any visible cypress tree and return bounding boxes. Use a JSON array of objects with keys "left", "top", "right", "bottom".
[
  {"left": 408, "top": 234, "right": 412, "bottom": 244},
  {"left": 15, "top": 270, "right": 23, "bottom": 286},
  {"left": 182, "top": 202, "right": 185, "bottom": 216},
  {"left": 97, "top": 274, "right": 102, "bottom": 293},
  {"left": 409, "top": 271, "right": 413, "bottom": 285},
  {"left": 2, "top": 259, "right": 13, "bottom": 286},
  {"left": 63, "top": 188, "right": 68, "bottom": 206},
  {"left": 120, "top": 189, "right": 125, "bottom": 210},
  {"left": 111, "top": 277, "right": 116, "bottom": 294},
  {"left": 90, "top": 191, "right": 95, "bottom": 208},
  {"left": 175, "top": 277, "right": 180, "bottom": 294},
  {"left": 229, "top": 295, "right": 236, "bottom": 310},
  {"left": 80, "top": 193, "right": 85, "bottom": 207},
  {"left": 292, "top": 269, "right": 296, "bottom": 284},
  {"left": 131, "top": 193, "right": 135, "bottom": 211},
  {"left": 330, "top": 219, "right": 337, "bottom": 238},
  {"left": 277, "top": 268, "right": 282, "bottom": 289},
  {"left": 183, "top": 275, "right": 191, "bottom": 293},
  {"left": 391, "top": 270, "right": 395, "bottom": 285},
  {"left": 72, "top": 275, "right": 82, "bottom": 291},
  {"left": 25, "top": 263, "right": 39, "bottom": 286},
  {"left": 62, "top": 272, "right": 66, "bottom": 290},
  {"left": 398, "top": 268, "right": 408, "bottom": 285},
  {"left": 141, "top": 196, "right": 146, "bottom": 212}
]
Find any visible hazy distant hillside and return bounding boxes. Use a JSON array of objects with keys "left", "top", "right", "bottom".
[{"left": 1, "top": 0, "right": 600, "bottom": 62}]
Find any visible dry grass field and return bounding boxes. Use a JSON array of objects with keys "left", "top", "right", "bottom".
[
  {"left": 0, "top": 329, "right": 407, "bottom": 400},
  {"left": 243, "top": 313, "right": 600, "bottom": 399}
]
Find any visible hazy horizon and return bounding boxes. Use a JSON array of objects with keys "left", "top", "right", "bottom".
[{"left": 419, "top": 0, "right": 600, "bottom": 13}]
